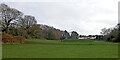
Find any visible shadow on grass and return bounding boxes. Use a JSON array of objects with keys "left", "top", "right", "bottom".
[{"left": 25, "top": 41, "right": 94, "bottom": 45}]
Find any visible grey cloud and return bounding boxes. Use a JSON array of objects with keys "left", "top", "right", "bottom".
[{"left": 2, "top": 0, "right": 119, "bottom": 35}]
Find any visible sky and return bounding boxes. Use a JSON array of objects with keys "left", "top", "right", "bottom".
[{"left": 0, "top": 0, "right": 120, "bottom": 35}]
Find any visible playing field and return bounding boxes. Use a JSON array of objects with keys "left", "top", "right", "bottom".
[{"left": 2, "top": 39, "right": 118, "bottom": 58}]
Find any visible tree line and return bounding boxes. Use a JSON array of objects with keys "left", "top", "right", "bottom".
[
  {"left": 100, "top": 24, "right": 120, "bottom": 42},
  {"left": 0, "top": 3, "right": 79, "bottom": 40}
]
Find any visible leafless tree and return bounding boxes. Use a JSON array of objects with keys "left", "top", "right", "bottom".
[
  {"left": 23, "top": 15, "right": 37, "bottom": 29},
  {"left": 0, "top": 4, "right": 23, "bottom": 32}
]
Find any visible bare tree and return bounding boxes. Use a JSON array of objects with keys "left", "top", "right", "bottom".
[
  {"left": 0, "top": 4, "right": 23, "bottom": 32},
  {"left": 100, "top": 28, "right": 112, "bottom": 36},
  {"left": 23, "top": 15, "right": 37, "bottom": 28}
]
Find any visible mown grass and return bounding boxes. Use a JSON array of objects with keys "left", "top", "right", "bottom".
[{"left": 2, "top": 39, "right": 118, "bottom": 58}]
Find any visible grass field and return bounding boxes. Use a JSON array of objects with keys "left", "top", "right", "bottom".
[{"left": 2, "top": 39, "right": 118, "bottom": 58}]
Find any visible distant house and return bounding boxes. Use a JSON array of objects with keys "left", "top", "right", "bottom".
[
  {"left": 79, "top": 35, "right": 96, "bottom": 40},
  {"left": 79, "top": 36, "right": 87, "bottom": 39},
  {"left": 89, "top": 36, "right": 96, "bottom": 40}
]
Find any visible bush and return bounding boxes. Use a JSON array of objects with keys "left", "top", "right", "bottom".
[
  {"left": 2, "top": 32, "right": 13, "bottom": 44},
  {"left": 13, "top": 36, "right": 26, "bottom": 44},
  {"left": 2, "top": 32, "right": 26, "bottom": 44}
]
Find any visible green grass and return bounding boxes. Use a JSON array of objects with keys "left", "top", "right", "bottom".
[
  {"left": 2, "top": 39, "right": 118, "bottom": 58},
  {"left": 0, "top": 45, "right": 2, "bottom": 59}
]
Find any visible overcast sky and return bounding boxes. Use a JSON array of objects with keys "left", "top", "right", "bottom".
[{"left": 1, "top": 0, "right": 120, "bottom": 35}]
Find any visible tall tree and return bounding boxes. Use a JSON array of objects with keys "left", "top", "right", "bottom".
[
  {"left": 62, "top": 30, "right": 70, "bottom": 39},
  {"left": 100, "top": 28, "right": 112, "bottom": 36},
  {"left": 24, "top": 15, "right": 37, "bottom": 29},
  {"left": 0, "top": 4, "right": 23, "bottom": 32},
  {"left": 116, "top": 23, "right": 120, "bottom": 42},
  {"left": 71, "top": 31, "right": 79, "bottom": 39},
  {"left": 101, "top": 25, "right": 119, "bottom": 42}
]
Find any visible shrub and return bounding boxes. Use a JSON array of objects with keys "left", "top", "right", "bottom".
[
  {"left": 2, "top": 32, "right": 26, "bottom": 44},
  {"left": 2, "top": 32, "right": 13, "bottom": 44},
  {"left": 13, "top": 36, "right": 26, "bottom": 44}
]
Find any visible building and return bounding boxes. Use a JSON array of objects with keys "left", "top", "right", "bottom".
[{"left": 79, "top": 35, "right": 96, "bottom": 40}]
